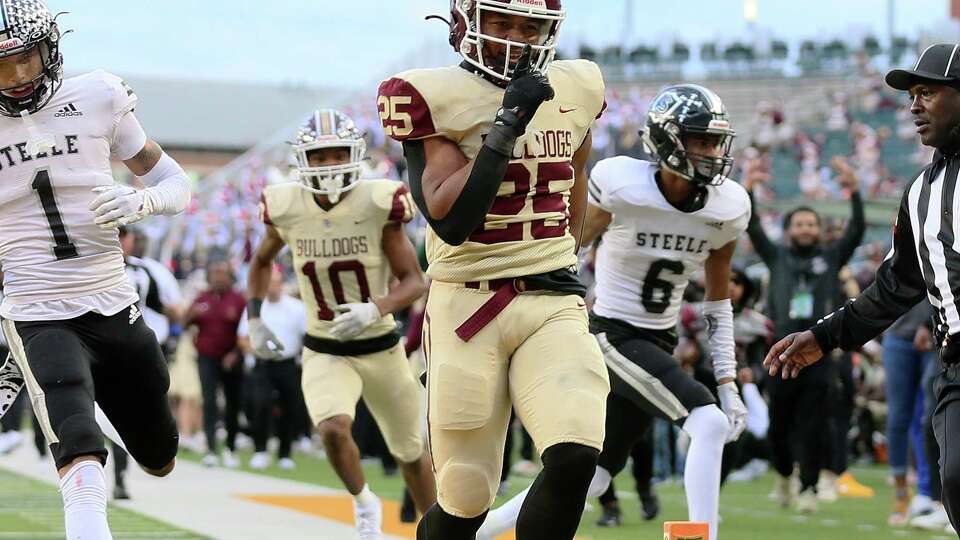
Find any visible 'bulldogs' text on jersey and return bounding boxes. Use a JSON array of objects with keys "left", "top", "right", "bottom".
[{"left": 588, "top": 156, "right": 750, "bottom": 330}]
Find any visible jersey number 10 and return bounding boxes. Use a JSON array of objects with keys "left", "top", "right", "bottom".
[
  {"left": 301, "top": 260, "right": 371, "bottom": 321},
  {"left": 32, "top": 169, "right": 79, "bottom": 261}
]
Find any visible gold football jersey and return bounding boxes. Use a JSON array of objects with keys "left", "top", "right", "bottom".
[
  {"left": 260, "top": 179, "right": 416, "bottom": 340},
  {"left": 378, "top": 60, "right": 605, "bottom": 282}
]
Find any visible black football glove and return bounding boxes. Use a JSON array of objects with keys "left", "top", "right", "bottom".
[{"left": 498, "top": 44, "right": 554, "bottom": 136}]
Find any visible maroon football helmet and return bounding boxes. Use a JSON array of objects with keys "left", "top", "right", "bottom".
[{"left": 446, "top": 0, "right": 564, "bottom": 82}]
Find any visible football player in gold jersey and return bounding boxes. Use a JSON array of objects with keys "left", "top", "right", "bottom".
[
  {"left": 247, "top": 110, "right": 435, "bottom": 538},
  {"left": 378, "top": 1, "right": 609, "bottom": 538}
]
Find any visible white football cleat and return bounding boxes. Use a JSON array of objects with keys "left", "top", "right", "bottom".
[
  {"left": 201, "top": 453, "right": 219, "bottom": 468},
  {"left": 910, "top": 504, "right": 949, "bottom": 530},
  {"left": 277, "top": 458, "right": 296, "bottom": 470},
  {"left": 221, "top": 449, "right": 240, "bottom": 469},
  {"left": 249, "top": 452, "right": 271, "bottom": 470},
  {"left": 353, "top": 494, "right": 383, "bottom": 539},
  {"left": 0, "top": 355, "right": 24, "bottom": 420}
]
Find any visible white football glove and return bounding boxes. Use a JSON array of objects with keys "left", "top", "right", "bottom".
[
  {"left": 89, "top": 185, "right": 156, "bottom": 229},
  {"left": 717, "top": 382, "right": 748, "bottom": 443},
  {"left": 330, "top": 302, "right": 382, "bottom": 340},
  {"left": 248, "top": 318, "right": 285, "bottom": 360}
]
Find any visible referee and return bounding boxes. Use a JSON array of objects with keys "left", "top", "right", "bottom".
[{"left": 765, "top": 43, "right": 960, "bottom": 531}]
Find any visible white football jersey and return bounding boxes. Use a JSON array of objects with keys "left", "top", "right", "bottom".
[
  {"left": 588, "top": 156, "right": 750, "bottom": 330},
  {"left": 0, "top": 70, "right": 141, "bottom": 321}
]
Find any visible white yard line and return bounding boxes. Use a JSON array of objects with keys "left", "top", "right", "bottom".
[{"left": 0, "top": 442, "right": 406, "bottom": 540}]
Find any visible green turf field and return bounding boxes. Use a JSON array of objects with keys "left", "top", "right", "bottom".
[
  {"left": 179, "top": 447, "right": 957, "bottom": 540},
  {"left": 0, "top": 467, "right": 209, "bottom": 539}
]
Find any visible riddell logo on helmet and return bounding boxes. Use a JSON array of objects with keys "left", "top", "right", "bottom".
[
  {"left": 0, "top": 38, "right": 23, "bottom": 52},
  {"left": 510, "top": 0, "right": 548, "bottom": 7}
]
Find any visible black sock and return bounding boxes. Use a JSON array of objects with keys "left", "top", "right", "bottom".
[
  {"left": 416, "top": 504, "right": 487, "bottom": 540},
  {"left": 516, "top": 443, "right": 599, "bottom": 540}
]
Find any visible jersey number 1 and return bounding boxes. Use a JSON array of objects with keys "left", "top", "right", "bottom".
[{"left": 32, "top": 169, "right": 79, "bottom": 260}]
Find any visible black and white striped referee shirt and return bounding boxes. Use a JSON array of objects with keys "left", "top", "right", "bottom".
[{"left": 811, "top": 151, "right": 960, "bottom": 351}]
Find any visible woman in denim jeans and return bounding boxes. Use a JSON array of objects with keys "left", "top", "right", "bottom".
[{"left": 882, "top": 300, "right": 936, "bottom": 525}]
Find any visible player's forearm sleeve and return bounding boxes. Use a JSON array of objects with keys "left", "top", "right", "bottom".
[
  {"left": 139, "top": 152, "right": 191, "bottom": 216},
  {"left": 402, "top": 133, "right": 513, "bottom": 246},
  {"left": 703, "top": 299, "right": 736, "bottom": 382}
]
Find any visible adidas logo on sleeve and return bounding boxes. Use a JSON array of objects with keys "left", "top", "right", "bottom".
[{"left": 54, "top": 103, "right": 83, "bottom": 118}]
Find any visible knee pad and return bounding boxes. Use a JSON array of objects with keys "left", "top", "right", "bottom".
[
  {"left": 586, "top": 466, "right": 612, "bottom": 499},
  {"left": 437, "top": 461, "right": 497, "bottom": 517},
  {"left": 683, "top": 405, "right": 729, "bottom": 443},
  {"left": 541, "top": 443, "right": 600, "bottom": 486}
]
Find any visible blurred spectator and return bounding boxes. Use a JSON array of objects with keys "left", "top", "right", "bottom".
[
  {"left": 185, "top": 260, "right": 247, "bottom": 468},
  {"left": 744, "top": 158, "right": 865, "bottom": 511},
  {"left": 882, "top": 300, "right": 937, "bottom": 525},
  {"left": 238, "top": 267, "right": 306, "bottom": 471}
]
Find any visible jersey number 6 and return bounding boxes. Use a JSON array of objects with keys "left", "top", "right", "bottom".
[{"left": 641, "top": 259, "right": 684, "bottom": 314}]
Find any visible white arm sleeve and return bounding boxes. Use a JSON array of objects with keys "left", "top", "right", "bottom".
[
  {"left": 111, "top": 112, "right": 147, "bottom": 161},
  {"left": 742, "top": 382, "right": 769, "bottom": 438},
  {"left": 139, "top": 152, "right": 192, "bottom": 216},
  {"left": 702, "top": 299, "right": 737, "bottom": 382}
]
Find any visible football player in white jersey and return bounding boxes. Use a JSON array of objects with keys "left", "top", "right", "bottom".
[
  {"left": 477, "top": 84, "right": 750, "bottom": 540},
  {"left": 0, "top": 1, "right": 191, "bottom": 538}
]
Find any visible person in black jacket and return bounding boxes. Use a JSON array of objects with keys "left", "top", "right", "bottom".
[
  {"left": 766, "top": 42, "right": 960, "bottom": 533},
  {"left": 744, "top": 155, "right": 865, "bottom": 512}
]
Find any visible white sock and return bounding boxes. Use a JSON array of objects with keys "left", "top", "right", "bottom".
[
  {"left": 682, "top": 405, "right": 728, "bottom": 540},
  {"left": 60, "top": 460, "right": 113, "bottom": 540},
  {"left": 353, "top": 484, "right": 378, "bottom": 507},
  {"left": 476, "top": 485, "right": 531, "bottom": 539},
  {"left": 93, "top": 403, "right": 127, "bottom": 453},
  {"left": 586, "top": 466, "right": 612, "bottom": 499}
]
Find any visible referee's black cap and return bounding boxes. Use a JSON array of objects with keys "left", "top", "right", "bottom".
[{"left": 886, "top": 43, "right": 960, "bottom": 91}]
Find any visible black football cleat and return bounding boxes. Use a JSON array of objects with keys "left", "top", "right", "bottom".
[
  {"left": 596, "top": 503, "right": 622, "bottom": 527},
  {"left": 399, "top": 489, "right": 416, "bottom": 523},
  {"left": 640, "top": 490, "right": 660, "bottom": 521}
]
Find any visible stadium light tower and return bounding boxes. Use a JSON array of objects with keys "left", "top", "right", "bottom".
[
  {"left": 743, "top": 0, "right": 758, "bottom": 24},
  {"left": 622, "top": 0, "right": 634, "bottom": 48}
]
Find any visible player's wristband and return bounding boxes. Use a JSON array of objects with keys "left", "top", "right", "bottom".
[
  {"left": 485, "top": 107, "right": 521, "bottom": 153},
  {"left": 247, "top": 298, "right": 263, "bottom": 319}
]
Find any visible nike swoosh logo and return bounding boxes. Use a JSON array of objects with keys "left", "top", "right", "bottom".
[{"left": 560, "top": 107, "right": 577, "bottom": 114}]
